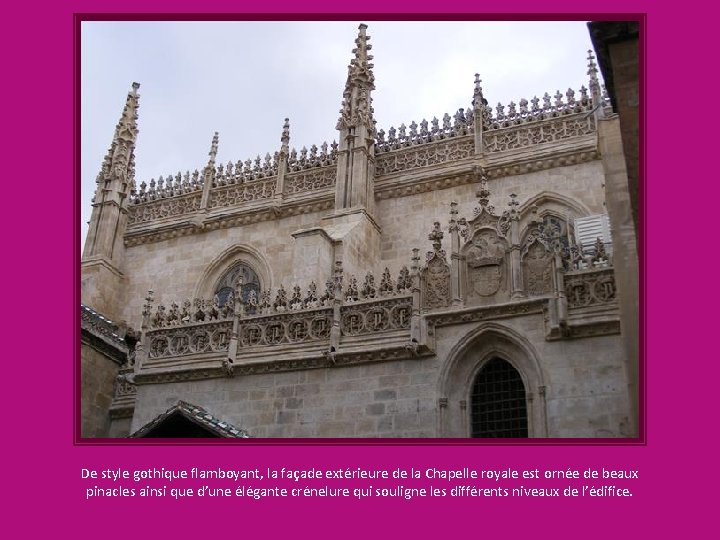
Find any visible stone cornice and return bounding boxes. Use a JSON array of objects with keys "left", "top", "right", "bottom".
[
  {"left": 133, "top": 341, "right": 432, "bottom": 384},
  {"left": 425, "top": 298, "right": 547, "bottom": 328},
  {"left": 81, "top": 332, "right": 127, "bottom": 366},
  {"left": 80, "top": 256, "right": 125, "bottom": 278},
  {"left": 125, "top": 196, "right": 335, "bottom": 247}
]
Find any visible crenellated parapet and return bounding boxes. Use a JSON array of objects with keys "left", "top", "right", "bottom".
[
  {"left": 376, "top": 109, "right": 474, "bottom": 152},
  {"left": 132, "top": 260, "right": 426, "bottom": 382}
]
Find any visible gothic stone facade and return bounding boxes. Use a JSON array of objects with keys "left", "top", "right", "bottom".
[{"left": 81, "top": 25, "right": 636, "bottom": 438}]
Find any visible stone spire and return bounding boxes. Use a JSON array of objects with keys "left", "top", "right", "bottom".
[
  {"left": 200, "top": 132, "right": 219, "bottom": 208},
  {"left": 97, "top": 82, "right": 140, "bottom": 197},
  {"left": 334, "top": 24, "right": 377, "bottom": 216},
  {"left": 82, "top": 83, "right": 141, "bottom": 319},
  {"left": 587, "top": 49, "right": 604, "bottom": 118},
  {"left": 472, "top": 74, "right": 488, "bottom": 154},
  {"left": 275, "top": 118, "right": 290, "bottom": 198}
]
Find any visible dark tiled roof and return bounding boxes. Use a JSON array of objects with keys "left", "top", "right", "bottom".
[{"left": 129, "top": 401, "right": 251, "bottom": 438}]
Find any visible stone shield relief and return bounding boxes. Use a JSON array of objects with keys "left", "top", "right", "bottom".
[
  {"left": 422, "top": 258, "right": 451, "bottom": 309},
  {"left": 523, "top": 240, "right": 553, "bottom": 296},
  {"left": 464, "top": 229, "right": 507, "bottom": 299}
]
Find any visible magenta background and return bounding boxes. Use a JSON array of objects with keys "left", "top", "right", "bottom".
[{"left": 4, "top": 0, "right": 715, "bottom": 536}]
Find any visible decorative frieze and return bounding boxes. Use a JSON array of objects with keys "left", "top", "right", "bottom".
[
  {"left": 239, "top": 308, "right": 333, "bottom": 347},
  {"left": 147, "top": 320, "right": 233, "bottom": 359},
  {"left": 565, "top": 267, "right": 617, "bottom": 308},
  {"left": 208, "top": 178, "right": 276, "bottom": 208},
  {"left": 128, "top": 192, "right": 202, "bottom": 224},
  {"left": 375, "top": 137, "right": 475, "bottom": 176},
  {"left": 285, "top": 166, "right": 336, "bottom": 194},
  {"left": 483, "top": 115, "right": 596, "bottom": 153},
  {"left": 340, "top": 296, "right": 413, "bottom": 336}
]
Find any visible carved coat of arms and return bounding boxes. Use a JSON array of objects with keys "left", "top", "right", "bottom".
[{"left": 465, "top": 231, "right": 506, "bottom": 297}]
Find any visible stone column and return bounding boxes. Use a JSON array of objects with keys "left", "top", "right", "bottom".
[
  {"left": 448, "top": 202, "right": 464, "bottom": 306},
  {"left": 509, "top": 208, "right": 524, "bottom": 299}
]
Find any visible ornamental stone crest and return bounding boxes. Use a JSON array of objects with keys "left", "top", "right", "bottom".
[
  {"left": 465, "top": 229, "right": 506, "bottom": 297},
  {"left": 422, "top": 222, "right": 451, "bottom": 309},
  {"left": 523, "top": 240, "right": 553, "bottom": 295}
]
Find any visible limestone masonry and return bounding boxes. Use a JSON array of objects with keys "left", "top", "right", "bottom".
[{"left": 81, "top": 24, "right": 638, "bottom": 438}]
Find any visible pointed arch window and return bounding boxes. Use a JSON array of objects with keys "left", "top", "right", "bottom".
[
  {"left": 214, "top": 263, "right": 261, "bottom": 307},
  {"left": 471, "top": 358, "right": 528, "bottom": 438}
]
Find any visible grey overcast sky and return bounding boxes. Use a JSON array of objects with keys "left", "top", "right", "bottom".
[{"left": 80, "top": 20, "right": 597, "bottom": 247}]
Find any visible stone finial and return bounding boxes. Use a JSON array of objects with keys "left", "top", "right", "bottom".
[
  {"left": 141, "top": 290, "right": 154, "bottom": 328},
  {"left": 333, "top": 260, "right": 344, "bottom": 296},
  {"left": 428, "top": 222, "right": 444, "bottom": 253},
  {"left": 473, "top": 73, "right": 486, "bottom": 110},
  {"left": 207, "top": 131, "right": 219, "bottom": 168},
  {"left": 449, "top": 201, "right": 467, "bottom": 234},
  {"left": 280, "top": 118, "right": 290, "bottom": 154},
  {"left": 587, "top": 49, "right": 601, "bottom": 101}
]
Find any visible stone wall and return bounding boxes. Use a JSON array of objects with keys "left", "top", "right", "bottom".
[
  {"left": 131, "top": 312, "right": 630, "bottom": 438},
  {"left": 81, "top": 344, "right": 121, "bottom": 437},
  {"left": 121, "top": 160, "right": 606, "bottom": 329}
]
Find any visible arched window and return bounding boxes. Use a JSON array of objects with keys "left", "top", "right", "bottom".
[
  {"left": 214, "top": 263, "right": 261, "bottom": 307},
  {"left": 471, "top": 358, "right": 528, "bottom": 438}
]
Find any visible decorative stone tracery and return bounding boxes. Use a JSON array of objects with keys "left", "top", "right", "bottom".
[{"left": 421, "top": 222, "right": 451, "bottom": 309}]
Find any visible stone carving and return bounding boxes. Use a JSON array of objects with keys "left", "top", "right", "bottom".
[
  {"left": 361, "top": 272, "right": 377, "bottom": 299},
  {"left": 238, "top": 309, "right": 334, "bottom": 347},
  {"left": 376, "top": 108, "right": 474, "bottom": 152},
  {"left": 289, "top": 285, "right": 303, "bottom": 310},
  {"left": 128, "top": 192, "right": 202, "bottom": 224},
  {"left": 375, "top": 137, "right": 474, "bottom": 176},
  {"left": 379, "top": 268, "right": 394, "bottom": 296},
  {"left": 149, "top": 295, "right": 233, "bottom": 330},
  {"left": 285, "top": 166, "right": 336, "bottom": 194},
  {"left": 147, "top": 320, "right": 233, "bottom": 359},
  {"left": 466, "top": 229, "right": 506, "bottom": 297},
  {"left": 346, "top": 276, "right": 359, "bottom": 303},
  {"left": 273, "top": 285, "right": 289, "bottom": 312},
  {"left": 565, "top": 268, "right": 617, "bottom": 308},
  {"left": 483, "top": 116, "right": 596, "bottom": 153},
  {"left": 422, "top": 222, "right": 451, "bottom": 309},
  {"left": 208, "top": 178, "right": 276, "bottom": 208},
  {"left": 340, "top": 297, "right": 413, "bottom": 336},
  {"left": 523, "top": 240, "right": 553, "bottom": 296},
  {"left": 396, "top": 266, "right": 412, "bottom": 292}
]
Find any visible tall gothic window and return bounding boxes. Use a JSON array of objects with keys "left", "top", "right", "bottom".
[
  {"left": 214, "top": 263, "right": 261, "bottom": 307},
  {"left": 471, "top": 358, "right": 528, "bottom": 438}
]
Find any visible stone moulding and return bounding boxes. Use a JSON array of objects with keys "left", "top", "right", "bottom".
[
  {"left": 425, "top": 298, "right": 547, "bottom": 328},
  {"left": 133, "top": 342, "right": 432, "bottom": 384},
  {"left": 124, "top": 196, "right": 335, "bottom": 246}
]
